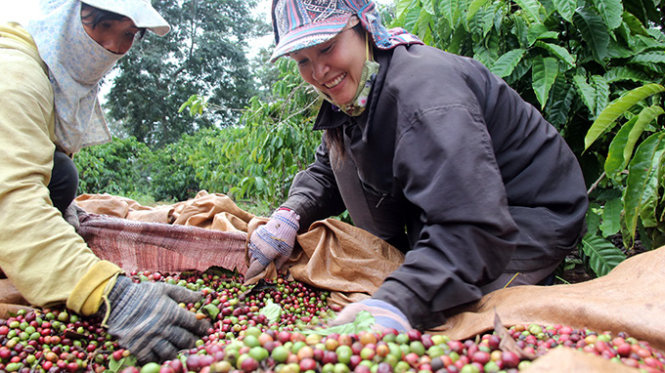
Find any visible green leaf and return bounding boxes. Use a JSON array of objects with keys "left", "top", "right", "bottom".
[
  {"left": 630, "top": 52, "right": 665, "bottom": 66},
  {"left": 604, "top": 116, "right": 638, "bottom": 177},
  {"left": 395, "top": 0, "right": 418, "bottom": 20},
  {"left": 480, "top": 6, "right": 496, "bottom": 36},
  {"left": 202, "top": 303, "right": 219, "bottom": 321},
  {"left": 416, "top": 8, "right": 434, "bottom": 44},
  {"left": 624, "top": 133, "right": 665, "bottom": 240},
  {"left": 584, "top": 84, "right": 665, "bottom": 151},
  {"left": 421, "top": 0, "right": 435, "bottom": 15},
  {"left": 573, "top": 8, "right": 610, "bottom": 62},
  {"left": 552, "top": 0, "right": 576, "bottom": 22},
  {"left": 599, "top": 198, "right": 623, "bottom": 237},
  {"left": 534, "top": 41, "right": 576, "bottom": 68},
  {"left": 527, "top": 23, "right": 548, "bottom": 46},
  {"left": 302, "top": 310, "right": 376, "bottom": 336},
  {"left": 107, "top": 355, "right": 137, "bottom": 373},
  {"left": 581, "top": 234, "right": 626, "bottom": 276},
  {"left": 532, "top": 56, "right": 559, "bottom": 109},
  {"left": 586, "top": 203, "right": 602, "bottom": 235},
  {"left": 603, "top": 66, "right": 649, "bottom": 84},
  {"left": 592, "top": 75, "right": 610, "bottom": 119},
  {"left": 622, "top": 11, "right": 649, "bottom": 37},
  {"left": 438, "top": 0, "right": 457, "bottom": 26},
  {"left": 545, "top": 76, "right": 575, "bottom": 127},
  {"left": 513, "top": 0, "right": 543, "bottom": 22},
  {"left": 260, "top": 300, "right": 283, "bottom": 324},
  {"left": 467, "top": 0, "right": 490, "bottom": 21},
  {"left": 624, "top": 106, "right": 665, "bottom": 166},
  {"left": 573, "top": 74, "right": 596, "bottom": 115},
  {"left": 490, "top": 49, "right": 526, "bottom": 78},
  {"left": 447, "top": 23, "right": 467, "bottom": 54},
  {"left": 402, "top": 5, "right": 422, "bottom": 31},
  {"left": 591, "top": 0, "right": 623, "bottom": 30}
]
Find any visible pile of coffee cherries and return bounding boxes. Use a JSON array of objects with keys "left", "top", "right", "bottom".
[{"left": 1, "top": 269, "right": 664, "bottom": 372}]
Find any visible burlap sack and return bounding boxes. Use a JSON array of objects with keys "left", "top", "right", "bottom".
[
  {"left": 290, "top": 219, "right": 404, "bottom": 307},
  {"left": 76, "top": 193, "right": 170, "bottom": 222},
  {"left": 170, "top": 191, "right": 254, "bottom": 232},
  {"left": 74, "top": 190, "right": 254, "bottom": 274},
  {"left": 77, "top": 190, "right": 255, "bottom": 230},
  {"left": 522, "top": 347, "right": 640, "bottom": 372},
  {"left": 78, "top": 213, "right": 248, "bottom": 274}
]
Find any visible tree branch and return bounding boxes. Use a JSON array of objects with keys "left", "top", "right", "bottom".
[{"left": 587, "top": 171, "right": 605, "bottom": 195}]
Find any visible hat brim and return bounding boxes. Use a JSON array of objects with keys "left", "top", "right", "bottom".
[
  {"left": 80, "top": 0, "right": 170, "bottom": 36},
  {"left": 270, "top": 13, "right": 353, "bottom": 63}
]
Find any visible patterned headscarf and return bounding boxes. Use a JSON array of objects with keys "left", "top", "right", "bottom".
[{"left": 270, "top": 0, "right": 422, "bottom": 62}]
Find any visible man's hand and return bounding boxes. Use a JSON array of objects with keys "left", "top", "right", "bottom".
[
  {"left": 104, "top": 276, "right": 211, "bottom": 364},
  {"left": 246, "top": 208, "right": 300, "bottom": 279},
  {"left": 328, "top": 298, "right": 412, "bottom": 333}
]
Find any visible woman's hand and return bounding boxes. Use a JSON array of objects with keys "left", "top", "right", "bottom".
[
  {"left": 328, "top": 298, "right": 412, "bottom": 333},
  {"left": 246, "top": 208, "right": 300, "bottom": 279}
]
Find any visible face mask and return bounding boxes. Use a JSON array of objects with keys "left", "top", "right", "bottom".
[{"left": 318, "top": 33, "right": 379, "bottom": 117}]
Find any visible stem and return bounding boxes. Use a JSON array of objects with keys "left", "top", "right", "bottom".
[{"left": 587, "top": 171, "right": 606, "bottom": 195}]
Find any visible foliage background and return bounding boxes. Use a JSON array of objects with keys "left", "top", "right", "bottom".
[{"left": 76, "top": 0, "right": 665, "bottom": 279}]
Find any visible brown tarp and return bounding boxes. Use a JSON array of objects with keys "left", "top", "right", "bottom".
[
  {"left": 2, "top": 190, "right": 663, "bottom": 364},
  {"left": 522, "top": 347, "right": 640, "bottom": 372}
]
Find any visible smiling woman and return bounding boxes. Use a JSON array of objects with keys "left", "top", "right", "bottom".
[{"left": 249, "top": 0, "right": 589, "bottom": 333}]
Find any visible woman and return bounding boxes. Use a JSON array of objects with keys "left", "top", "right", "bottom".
[
  {"left": 248, "top": 0, "right": 589, "bottom": 331},
  {"left": 0, "top": 0, "right": 209, "bottom": 363}
]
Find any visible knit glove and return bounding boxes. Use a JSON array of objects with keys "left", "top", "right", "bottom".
[
  {"left": 62, "top": 201, "right": 86, "bottom": 231},
  {"left": 328, "top": 299, "right": 412, "bottom": 333},
  {"left": 104, "top": 276, "right": 211, "bottom": 364},
  {"left": 246, "top": 208, "right": 300, "bottom": 279}
]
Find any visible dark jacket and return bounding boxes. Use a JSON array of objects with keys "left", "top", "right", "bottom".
[{"left": 282, "top": 43, "right": 588, "bottom": 329}]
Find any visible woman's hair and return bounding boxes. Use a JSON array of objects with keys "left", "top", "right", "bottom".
[
  {"left": 80, "top": 3, "right": 146, "bottom": 38},
  {"left": 324, "top": 22, "right": 368, "bottom": 162}
]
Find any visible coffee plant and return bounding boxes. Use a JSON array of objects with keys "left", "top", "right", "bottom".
[{"left": 1, "top": 270, "right": 664, "bottom": 372}]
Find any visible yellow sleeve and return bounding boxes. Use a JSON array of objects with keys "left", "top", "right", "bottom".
[{"left": 0, "top": 23, "right": 121, "bottom": 314}]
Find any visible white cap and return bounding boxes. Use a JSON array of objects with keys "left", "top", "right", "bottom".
[{"left": 81, "top": 0, "right": 170, "bottom": 36}]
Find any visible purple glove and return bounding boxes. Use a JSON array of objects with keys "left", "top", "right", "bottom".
[
  {"left": 328, "top": 298, "right": 412, "bottom": 332},
  {"left": 246, "top": 208, "right": 300, "bottom": 279}
]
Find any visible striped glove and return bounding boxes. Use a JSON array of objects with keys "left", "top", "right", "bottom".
[
  {"left": 246, "top": 208, "right": 300, "bottom": 279},
  {"left": 104, "top": 276, "right": 211, "bottom": 364},
  {"left": 328, "top": 298, "right": 412, "bottom": 333}
]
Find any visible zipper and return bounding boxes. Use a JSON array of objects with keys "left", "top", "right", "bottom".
[{"left": 375, "top": 193, "right": 388, "bottom": 208}]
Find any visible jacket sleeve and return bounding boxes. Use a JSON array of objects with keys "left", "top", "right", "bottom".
[
  {"left": 281, "top": 137, "right": 346, "bottom": 230},
  {"left": 0, "top": 25, "right": 121, "bottom": 314},
  {"left": 373, "top": 103, "right": 519, "bottom": 329}
]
